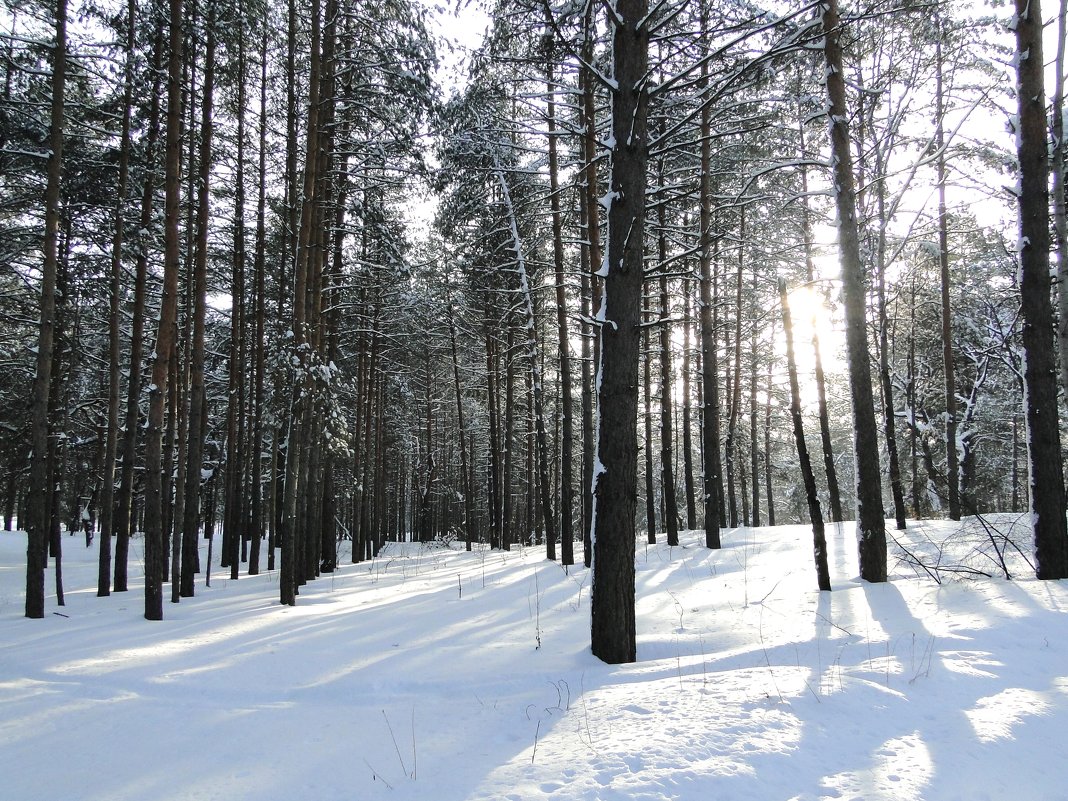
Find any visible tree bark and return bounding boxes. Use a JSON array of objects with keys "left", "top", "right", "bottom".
[
  {"left": 492, "top": 165, "right": 556, "bottom": 559},
  {"left": 723, "top": 211, "right": 744, "bottom": 528},
  {"left": 658, "top": 198, "right": 678, "bottom": 546},
  {"left": 821, "top": 0, "right": 887, "bottom": 582},
  {"left": 248, "top": 12, "right": 269, "bottom": 576},
  {"left": 934, "top": 22, "right": 960, "bottom": 521},
  {"left": 1053, "top": 0, "right": 1068, "bottom": 415},
  {"left": 799, "top": 156, "right": 843, "bottom": 524},
  {"left": 113, "top": 31, "right": 163, "bottom": 593},
  {"left": 580, "top": 5, "right": 601, "bottom": 568},
  {"left": 643, "top": 285, "right": 656, "bottom": 544},
  {"left": 180, "top": 2, "right": 216, "bottom": 598},
  {"left": 682, "top": 289, "right": 697, "bottom": 530},
  {"left": 697, "top": 8, "right": 722, "bottom": 549},
  {"left": 781, "top": 279, "right": 831, "bottom": 591},
  {"left": 447, "top": 291, "right": 475, "bottom": 551},
  {"left": 748, "top": 266, "right": 760, "bottom": 528},
  {"left": 98, "top": 0, "right": 137, "bottom": 598},
  {"left": 874, "top": 156, "right": 907, "bottom": 530},
  {"left": 591, "top": 0, "right": 647, "bottom": 665},
  {"left": 144, "top": 0, "right": 185, "bottom": 620},
  {"left": 763, "top": 347, "right": 775, "bottom": 527},
  {"left": 1015, "top": 0, "right": 1068, "bottom": 578},
  {"left": 26, "top": 0, "right": 66, "bottom": 619},
  {"left": 544, "top": 37, "right": 575, "bottom": 565},
  {"left": 281, "top": 0, "right": 322, "bottom": 604}
]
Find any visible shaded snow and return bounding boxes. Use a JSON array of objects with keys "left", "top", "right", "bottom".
[{"left": 2, "top": 517, "right": 1067, "bottom": 801}]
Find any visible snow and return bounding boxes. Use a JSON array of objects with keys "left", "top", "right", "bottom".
[{"left": 3, "top": 517, "right": 1068, "bottom": 801}]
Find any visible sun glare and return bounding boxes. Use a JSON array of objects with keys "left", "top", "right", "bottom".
[{"left": 784, "top": 283, "right": 846, "bottom": 408}]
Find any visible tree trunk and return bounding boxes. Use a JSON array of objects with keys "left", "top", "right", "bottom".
[
  {"left": 763, "top": 349, "right": 776, "bottom": 527},
  {"left": 180, "top": 4, "right": 216, "bottom": 598},
  {"left": 591, "top": 0, "right": 647, "bottom": 665},
  {"left": 486, "top": 329, "right": 503, "bottom": 550},
  {"left": 908, "top": 270, "right": 924, "bottom": 517},
  {"left": 503, "top": 320, "right": 515, "bottom": 548},
  {"left": 780, "top": 279, "right": 831, "bottom": 591},
  {"left": 697, "top": 6, "right": 722, "bottom": 549},
  {"left": 1053, "top": 0, "right": 1068, "bottom": 414},
  {"left": 447, "top": 292, "right": 475, "bottom": 551},
  {"left": 643, "top": 286, "right": 656, "bottom": 544},
  {"left": 874, "top": 163, "right": 907, "bottom": 530},
  {"left": 580, "top": 5, "right": 601, "bottom": 568},
  {"left": 546, "top": 45, "right": 575, "bottom": 566},
  {"left": 248, "top": 13, "right": 269, "bottom": 576},
  {"left": 934, "top": 22, "right": 960, "bottom": 521},
  {"left": 682, "top": 290, "right": 697, "bottom": 530},
  {"left": 821, "top": 0, "right": 887, "bottom": 582},
  {"left": 281, "top": 0, "right": 322, "bottom": 604},
  {"left": 723, "top": 211, "right": 744, "bottom": 528},
  {"left": 143, "top": 0, "right": 185, "bottom": 620},
  {"left": 491, "top": 165, "right": 556, "bottom": 559},
  {"left": 225, "top": 0, "right": 248, "bottom": 581},
  {"left": 97, "top": 0, "right": 136, "bottom": 598},
  {"left": 658, "top": 203, "right": 678, "bottom": 546},
  {"left": 113, "top": 30, "right": 163, "bottom": 593},
  {"left": 798, "top": 158, "right": 843, "bottom": 524},
  {"left": 1015, "top": 0, "right": 1068, "bottom": 578},
  {"left": 748, "top": 266, "right": 760, "bottom": 528},
  {"left": 25, "top": 0, "right": 66, "bottom": 619}
]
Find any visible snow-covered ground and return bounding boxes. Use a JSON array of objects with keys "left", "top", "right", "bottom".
[{"left": 2, "top": 517, "right": 1066, "bottom": 801}]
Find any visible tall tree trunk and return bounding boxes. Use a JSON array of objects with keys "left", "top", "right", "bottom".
[
  {"left": 1015, "top": 0, "right": 1068, "bottom": 578},
  {"left": 643, "top": 286, "right": 656, "bottom": 544},
  {"left": 25, "top": 0, "right": 67, "bottom": 619},
  {"left": 447, "top": 291, "right": 475, "bottom": 551},
  {"left": 780, "top": 279, "right": 831, "bottom": 591},
  {"left": 799, "top": 157, "right": 843, "bottom": 524},
  {"left": 821, "top": 0, "right": 887, "bottom": 582},
  {"left": 580, "top": 198, "right": 595, "bottom": 563},
  {"left": 166, "top": 311, "right": 182, "bottom": 599},
  {"left": 724, "top": 211, "right": 744, "bottom": 528},
  {"left": 179, "top": 2, "right": 216, "bottom": 598},
  {"left": 682, "top": 289, "right": 697, "bottom": 530},
  {"left": 591, "top": 0, "right": 648, "bottom": 665},
  {"left": 486, "top": 328, "right": 502, "bottom": 550},
  {"left": 545, "top": 43, "right": 575, "bottom": 566},
  {"left": 171, "top": 0, "right": 200, "bottom": 587},
  {"left": 281, "top": 0, "right": 321, "bottom": 604},
  {"left": 875, "top": 161, "right": 907, "bottom": 530},
  {"left": 1053, "top": 0, "right": 1068, "bottom": 413},
  {"left": 418, "top": 346, "right": 435, "bottom": 543},
  {"left": 502, "top": 329, "right": 515, "bottom": 548},
  {"left": 763, "top": 348, "right": 776, "bottom": 527},
  {"left": 113, "top": 30, "right": 163, "bottom": 593},
  {"left": 492, "top": 165, "right": 556, "bottom": 559},
  {"left": 248, "top": 12, "right": 269, "bottom": 576},
  {"left": 580, "top": 5, "right": 600, "bottom": 568},
  {"left": 934, "top": 22, "right": 960, "bottom": 521},
  {"left": 658, "top": 201, "right": 678, "bottom": 546},
  {"left": 697, "top": 4, "right": 721, "bottom": 549},
  {"left": 224, "top": 0, "right": 248, "bottom": 580},
  {"left": 144, "top": 0, "right": 185, "bottom": 620},
  {"left": 908, "top": 269, "right": 924, "bottom": 517},
  {"left": 98, "top": 0, "right": 137, "bottom": 598},
  {"left": 47, "top": 269, "right": 66, "bottom": 608},
  {"left": 748, "top": 266, "right": 760, "bottom": 528}
]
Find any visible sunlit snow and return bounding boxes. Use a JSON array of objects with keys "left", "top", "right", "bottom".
[{"left": 3, "top": 515, "right": 1067, "bottom": 801}]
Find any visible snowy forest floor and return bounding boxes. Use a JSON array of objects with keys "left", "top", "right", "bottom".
[{"left": 2, "top": 515, "right": 1067, "bottom": 801}]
